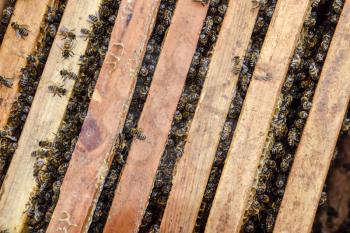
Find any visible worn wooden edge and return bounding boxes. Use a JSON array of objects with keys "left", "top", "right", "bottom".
[
  {"left": 0, "top": 0, "right": 52, "bottom": 127},
  {"left": 46, "top": 1, "right": 162, "bottom": 232},
  {"left": 159, "top": 1, "right": 259, "bottom": 232},
  {"left": 102, "top": 1, "right": 209, "bottom": 232},
  {"left": 274, "top": 2, "right": 350, "bottom": 232},
  {"left": 0, "top": 0, "right": 102, "bottom": 231},
  {"left": 205, "top": 0, "right": 312, "bottom": 232}
]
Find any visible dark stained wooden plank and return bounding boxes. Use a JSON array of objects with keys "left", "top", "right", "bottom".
[
  {"left": 205, "top": 0, "right": 312, "bottom": 232},
  {"left": 274, "top": 1, "right": 350, "bottom": 232},
  {"left": 46, "top": 0, "right": 162, "bottom": 232},
  {"left": 159, "top": 0, "right": 260, "bottom": 232},
  {"left": 102, "top": 1, "right": 209, "bottom": 233}
]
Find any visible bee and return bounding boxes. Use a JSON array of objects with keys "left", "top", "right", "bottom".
[
  {"left": 290, "top": 53, "right": 301, "bottom": 70},
  {"left": 99, "top": 4, "right": 113, "bottom": 18},
  {"left": 311, "top": 0, "right": 321, "bottom": 8},
  {"left": 333, "top": 0, "right": 343, "bottom": 13},
  {"left": 131, "top": 128, "right": 146, "bottom": 140},
  {"left": 244, "top": 220, "right": 255, "bottom": 233},
  {"left": 0, "top": 129, "right": 17, "bottom": 141},
  {"left": 1, "top": 6, "right": 14, "bottom": 23},
  {"left": 38, "top": 140, "right": 57, "bottom": 148},
  {"left": 60, "top": 69, "right": 77, "bottom": 81},
  {"left": 0, "top": 75, "right": 13, "bottom": 88},
  {"left": 58, "top": 40, "right": 74, "bottom": 59},
  {"left": 232, "top": 56, "right": 241, "bottom": 75},
  {"left": 252, "top": 0, "right": 267, "bottom": 8},
  {"left": 308, "top": 61, "right": 319, "bottom": 80},
  {"left": 48, "top": 85, "right": 67, "bottom": 97},
  {"left": 287, "top": 127, "right": 300, "bottom": 147},
  {"left": 319, "top": 191, "right": 327, "bottom": 206},
  {"left": 88, "top": 14, "right": 99, "bottom": 24},
  {"left": 59, "top": 26, "right": 76, "bottom": 40},
  {"left": 298, "top": 110, "right": 308, "bottom": 119},
  {"left": 80, "top": 28, "right": 92, "bottom": 41},
  {"left": 320, "top": 33, "right": 332, "bottom": 51},
  {"left": 192, "top": 0, "right": 209, "bottom": 6},
  {"left": 11, "top": 22, "right": 30, "bottom": 39},
  {"left": 304, "top": 11, "right": 317, "bottom": 27}
]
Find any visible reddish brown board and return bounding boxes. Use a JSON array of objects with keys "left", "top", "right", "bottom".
[
  {"left": 274, "top": 1, "right": 350, "bottom": 232},
  {"left": 159, "top": 0, "right": 260, "bottom": 232},
  {"left": 0, "top": 0, "right": 6, "bottom": 19},
  {"left": 46, "top": 0, "right": 161, "bottom": 232},
  {"left": 205, "top": 0, "right": 312, "bottom": 232},
  {"left": 102, "top": 1, "right": 209, "bottom": 233}
]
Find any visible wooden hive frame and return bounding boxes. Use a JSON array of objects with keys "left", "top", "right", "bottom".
[{"left": 0, "top": 0, "right": 349, "bottom": 232}]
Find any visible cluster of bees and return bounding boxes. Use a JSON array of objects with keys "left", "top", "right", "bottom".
[
  {"left": 0, "top": 2, "right": 67, "bottom": 185},
  {"left": 0, "top": 0, "right": 16, "bottom": 43},
  {"left": 26, "top": 0, "right": 121, "bottom": 232},
  {"left": 133, "top": 0, "right": 228, "bottom": 232},
  {"left": 88, "top": 0, "right": 177, "bottom": 232},
  {"left": 240, "top": 0, "right": 346, "bottom": 232}
]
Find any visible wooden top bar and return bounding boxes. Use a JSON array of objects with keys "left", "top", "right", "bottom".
[
  {"left": 46, "top": 0, "right": 161, "bottom": 232},
  {"left": 205, "top": 0, "right": 311, "bottom": 232},
  {"left": 102, "top": 1, "right": 208, "bottom": 232},
  {"left": 0, "top": 0, "right": 51, "bottom": 128},
  {"left": 159, "top": 1, "right": 259, "bottom": 232},
  {"left": 0, "top": 0, "right": 101, "bottom": 232},
  {"left": 274, "top": 1, "right": 350, "bottom": 232}
]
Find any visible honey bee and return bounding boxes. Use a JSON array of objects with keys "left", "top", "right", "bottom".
[
  {"left": 48, "top": 85, "right": 67, "bottom": 97},
  {"left": 131, "top": 128, "right": 146, "bottom": 140},
  {"left": 60, "top": 69, "right": 77, "bottom": 81},
  {"left": 0, "top": 75, "right": 13, "bottom": 88},
  {"left": 333, "top": 0, "right": 343, "bottom": 13},
  {"left": 11, "top": 22, "right": 30, "bottom": 39},
  {"left": 59, "top": 26, "right": 76, "bottom": 40},
  {"left": 38, "top": 140, "right": 57, "bottom": 148},
  {"left": 0, "top": 129, "right": 16, "bottom": 141},
  {"left": 308, "top": 61, "right": 319, "bottom": 80},
  {"left": 192, "top": 0, "right": 209, "bottom": 6},
  {"left": 252, "top": 0, "right": 267, "bottom": 8},
  {"left": 88, "top": 14, "right": 99, "bottom": 24},
  {"left": 58, "top": 40, "right": 74, "bottom": 59},
  {"left": 290, "top": 53, "right": 301, "bottom": 70},
  {"left": 232, "top": 56, "right": 241, "bottom": 75},
  {"left": 80, "top": 28, "right": 92, "bottom": 41},
  {"left": 1, "top": 6, "right": 14, "bottom": 24}
]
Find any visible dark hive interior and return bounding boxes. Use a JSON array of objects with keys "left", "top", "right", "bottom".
[{"left": 0, "top": 0, "right": 349, "bottom": 232}]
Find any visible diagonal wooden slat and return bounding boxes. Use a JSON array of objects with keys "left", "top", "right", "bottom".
[
  {"left": 205, "top": 0, "right": 312, "bottom": 232},
  {"left": 159, "top": 1, "right": 260, "bottom": 232},
  {"left": 274, "top": 1, "right": 350, "bottom": 232},
  {"left": 46, "top": 0, "right": 162, "bottom": 232},
  {"left": 102, "top": 1, "right": 209, "bottom": 232},
  {"left": 0, "top": 0, "right": 52, "bottom": 127},
  {"left": 0, "top": 0, "right": 102, "bottom": 232}
]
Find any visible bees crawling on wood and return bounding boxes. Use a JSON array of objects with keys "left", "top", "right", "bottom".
[
  {"left": 79, "top": 28, "right": 92, "bottom": 41},
  {"left": 192, "top": 0, "right": 210, "bottom": 6},
  {"left": 58, "top": 39, "right": 75, "bottom": 59},
  {"left": 59, "top": 26, "right": 76, "bottom": 41},
  {"left": 232, "top": 56, "right": 241, "bottom": 75},
  {"left": 131, "top": 128, "right": 146, "bottom": 141},
  {"left": 0, "top": 75, "right": 13, "bottom": 88},
  {"left": 252, "top": 0, "right": 267, "bottom": 9},
  {"left": 60, "top": 69, "right": 77, "bottom": 81},
  {"left": 48, "top": 84, "right": 67, "bottom": 97},
  {"left": 11, "top": 21, "right": 30, "bottom": 39}
]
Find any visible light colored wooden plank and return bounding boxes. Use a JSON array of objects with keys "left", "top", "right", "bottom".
[
  {"left": 274, "top": 2, "right": 350, "bottom": 232},
  {"left": 205, "top": 0, "right": 312, "bottom": 232},
  {"left": 46, "top": 1, "right": 161, "bottom": 232},
  {"left": 0, "top": 0, "right": 102, "bottom": 232},
  {"left": 0, "top": 0, "right": 52, "bottom": 127},
  {"left": 159, "top": 1, "right": 259, "bottom": 232},
  {"left": 102, "top": 1, "right": 209, "bottom": 233}
]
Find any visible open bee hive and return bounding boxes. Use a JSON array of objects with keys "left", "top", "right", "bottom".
[{"left": 0, "top": 0, "right": 350, "bottom": 232}]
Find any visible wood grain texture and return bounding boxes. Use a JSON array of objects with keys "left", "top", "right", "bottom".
[
  {"left": 102, "top": 1, "right": 209, "bottom": 233},
  {"left": 205, "top": 0, "right": 311, "bottom": 232},
  {"left": 0, "top": 0, "right": 52, "bottom": 127},
  {"left": 159, "top": 1, "right": 259, "bottom": 232},
  {"left": 0, "top": 0, "right": 101, "bottom": 232},
  {"left": 274, "top": 2, "right": 350, "bottom": 232},
  {"left": 46, "top": 1, "right": 161, "bottom": 232}
]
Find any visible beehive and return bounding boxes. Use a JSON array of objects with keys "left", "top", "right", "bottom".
[{"left": 0, "top": 0, "right": 349, "bottom": 232}]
